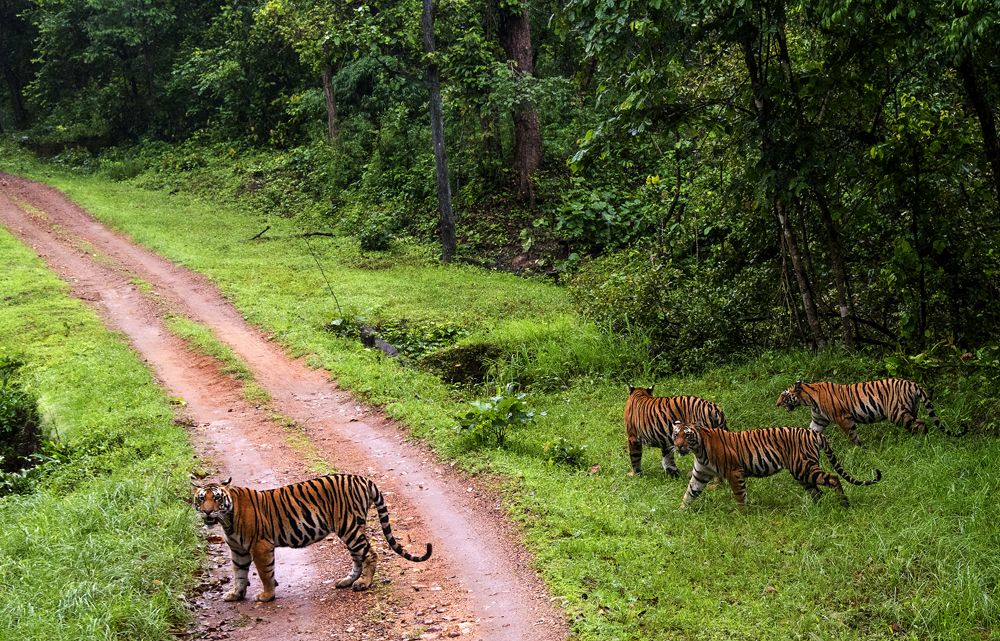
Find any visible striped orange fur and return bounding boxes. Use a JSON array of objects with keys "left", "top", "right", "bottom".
[
  {"left": 672, "top": 422, "right": 882, "bottom": 508},
  {"left": 776, "top": 378, "right": 967, "bottom": 446},
  {"left": 624, "top": 384, "right": 727, "bottom": 476},
  {"left": 192, "top": 474, "right": 431, "bottom": 601}
]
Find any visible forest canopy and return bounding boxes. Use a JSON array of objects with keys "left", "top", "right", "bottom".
[{"left": 1, "top": 0, "right": 998, "bottom": 367}]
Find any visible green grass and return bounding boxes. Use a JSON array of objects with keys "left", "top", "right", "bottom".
[
  {"left": 4, "top": 156, "right": 999, "bottom": 640},
  {"left": 0, "top": 227, "right": 201, "bottom": 640}
]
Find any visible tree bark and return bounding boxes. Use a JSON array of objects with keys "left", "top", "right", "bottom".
[
  {"left": 0, "top": 18, "right": 26, "bottom": 128},
  {"left": 815, "top": 195, "right": 856, "bottom": 350},
  {"left": 497, "top": 3, "right": 542, "bottom": 205},
  {"left": 421, "top": 0, "right": 456, "bottom": 263},
  {"left": 321, "top": 57, "right": 338, "bottom": 142},
  {"left": 740, "top": 21, "right": 826, "bottom": 349},
  {"left": 956, "top": 55, "right": 1000, "bottom": 204},
  {"left": 777, "top": 202, "right": 826, "bottom": 350}
]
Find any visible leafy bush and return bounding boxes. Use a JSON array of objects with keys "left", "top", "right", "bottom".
[
  {"left": 378, "top": 320, "right": 470, "bottom": 358},
  {"left": 568, "top": 260, "right": 754, "bottom": 372},
  {"left": 100, "top": 157, "right": 146, "bottom": 181},
  {"left": 357, "top": 215, "right": 395, "bottom": 251},
  {"left": 0, "top": 357, "right": 41, "bottom": 472},
  {"left": 455, "top": 384, "right": 542, "bottom": 447},
  {"left": 538, "top": 436, "right": 588, "bottom": 468}
]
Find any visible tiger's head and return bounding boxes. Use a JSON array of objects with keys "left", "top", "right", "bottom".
[
  {"left": 191, "top": 477, "right": 234, "bottom": 527},
  {"left": 776, "top": 380, "right": 804, "bottom": 413},
  {"left": 671, "top": 421, "right": 705, "bottom": 457},
  {"left": 626, "top": 384, "right": 655, "bottom": 397}
]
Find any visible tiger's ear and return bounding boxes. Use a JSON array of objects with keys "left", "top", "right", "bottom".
[
  {"left": 647, "top": 385, "right": 655, "bottom": 394},
  {"left": 222, "top": 477, "right": 232, "bottom": 487},
  {"left": 794, "top": 380, "right": 802, "bottom": 392},
  {"left": 627, "top": 384, "right": 635, "bottom": 394}
]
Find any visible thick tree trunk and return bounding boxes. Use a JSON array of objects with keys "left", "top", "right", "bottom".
[
  {"left": 421, "top": 0, "right": 456, "bottom": 263},
  {"left": 322, "top": 59, "right": 338, "bottom": 142},
  {"left": 815, "top": 196, "right": 856, "bottom": 350},
  {"left": 0, "top": 21, "right": 26, "bottom": 128},
  {"left": 741, "top": 25, "right": 826, "bottom": 349},
  {"left": 957, "top": 55, "right": 1000, "bottom": 204},
  {"left": 497, "top": 4, "right": 542, "bottom": 205},
  {"left": 777, "top": 202, "right": 826, "bottom": 350}
]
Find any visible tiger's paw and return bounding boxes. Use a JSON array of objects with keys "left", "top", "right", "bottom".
[
  {"left": 678, "top": 502, "right": 688, "bottom": 510},
  {"left": 253, "top": 590, "right": 276, "bottom": 602},
  {"left": 627, "top": 471, "right": 636, "bottom": 477},
  {"left": 222, "top": 590, "right": 245, "bottom": 602},
  {"left": 351, "top": 578, "right": 373, "bottom": 592},
  {"left": 334, "top": 576, "right": 356, "bottom": 589}
]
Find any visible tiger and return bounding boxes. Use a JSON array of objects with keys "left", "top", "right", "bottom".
[
  {"left": 776, "top": 378, "right": 967, "bottom": 446},
  {"left": 671, "top": 421, "right": 882, "bottom": 508},
  {"left": 191, "top": 474, "right": 432, "bottom": 601},
  {"left": 624, "top": 384, "right": 728, "bottom": 477}
]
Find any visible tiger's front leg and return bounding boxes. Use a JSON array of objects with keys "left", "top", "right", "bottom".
[
  {"left": 833, "top": 415, "right": 862, "bottom": 446},
  {"left": 223, "top": 542, "right": 252, "bottom": 602},
  {"left": 726, "top": 470, "right": 747, "bottom": 506},
  {"left": 679, "top": 467, "right": 711, "bottom": 509}
]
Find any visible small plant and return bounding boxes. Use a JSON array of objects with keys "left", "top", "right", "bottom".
[
  {"left": 357, "top": 215, "right": 395, "bottom": 252},
  {"left": 455, "top": 384, "right": 542, "bottom": 447},
  {"left": 538, "top": 436, "right": 588, "bottom": 468}
]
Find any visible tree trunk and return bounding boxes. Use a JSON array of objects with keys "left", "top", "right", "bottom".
[
  {"left": 956, "top": 55, "right": 1000, "bottom": 204},
  {"left": 777, "top": 202, "right": 826, "bottom": 350},
  {"left": 815, "top": 195, "right": 856, "bottom": 350},
  {"left": 0, "top": 19, "right": 26, "bottom": 128},
  {"left": 497, "top": 4, "right": 542, "bottom": 205},
  {"left": 421, "top": 0, "right": 456, "bottom": 263},
  {"left": 322, "top": 58, "right": 338, "bottom": 142}
]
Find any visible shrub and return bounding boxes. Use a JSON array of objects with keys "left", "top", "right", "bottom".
[
  {"left": 568, "top": 260, "right": 753, "bottom": 372},
  {"left": 538, "top": 436, "right": 588, "bottom": 468},
  {"left": 455, "top": 384, "right": 542, "bottom": 447}
]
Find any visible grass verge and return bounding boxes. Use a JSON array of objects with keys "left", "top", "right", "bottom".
[{"left": 0, "top": 226, "right": 200, "bottom": 640}]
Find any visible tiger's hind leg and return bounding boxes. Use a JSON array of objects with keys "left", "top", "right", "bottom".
[
  {"left": 797, "top": 472, "right": 848, "bottom": 507},
  {"left": 250, "top": 540, "right": 278, "bottom": 602},
  {"left": 891, "top": 405, "right": 927, "bottom": 435},
  {"left": 660, "top": 446, "right": 680, "bottom": 477},
  {"left": 336, "top": 544, "right": 378, "bottom": 592}
]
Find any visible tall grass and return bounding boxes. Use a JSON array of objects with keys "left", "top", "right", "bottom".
[
  {"left": 6, "top": 160, "right": 999, "bottom": 640},
  {"left": 0, "top": 228, "right": 200, "bottom": 640}
]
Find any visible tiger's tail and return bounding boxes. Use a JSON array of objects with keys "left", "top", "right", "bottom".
[
  {"left": 370, "top": 483, "right": 432, "bottom": 562},
  {"left": 820, "top": 435, "right": 882, "bottom": 486},
  {"left": 917, "top": 386, "right": 969, "bottom": 437}
]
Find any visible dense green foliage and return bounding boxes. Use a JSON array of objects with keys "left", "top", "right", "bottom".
[
  {"left": 3, "top": 0, "right": 998, "bottom": 362},
  {"left": 4, "top": 161, "right": 997, "bottom": 640},
  {"left": 0, "top": 224, "right": 201, "bottom": 640}
]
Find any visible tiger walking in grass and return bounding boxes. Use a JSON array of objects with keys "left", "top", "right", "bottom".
[
  {"left": 671, "top": 421, "right": 882, "bottom": 509},
  {"left": 623, "top": 384, "right": 728, "bottom": 477},
  {"left": 776, "top": 378, "right": 967, "bottom": 446}
]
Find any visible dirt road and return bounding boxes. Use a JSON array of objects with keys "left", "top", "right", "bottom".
[{"left": 0, "top": 173, "right": 569, "bottom": 641}]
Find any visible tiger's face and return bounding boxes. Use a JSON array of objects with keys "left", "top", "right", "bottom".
[
  {"left": 671, "top": 421, "right": 702, "bottom": 456},
  {"left": 776, "top": 381, "right": 804, "bottom": 413},
  {"left": 192, "top": 478, "right": 234, "bottom": 527}
]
